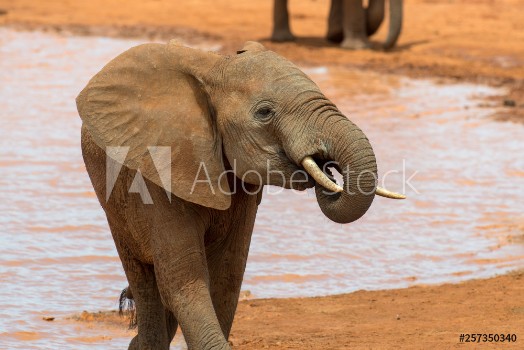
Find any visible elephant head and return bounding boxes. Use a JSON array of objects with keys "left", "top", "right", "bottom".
[{"left": 76, "top": 41, "right": 403, "bottom": 224}]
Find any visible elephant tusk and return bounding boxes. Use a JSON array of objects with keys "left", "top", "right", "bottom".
[
  {"left": 376, "top": 186, "right": 406, "bottom": 199},
  {"left": 301, "top": 156, "right": 344, "bottom": 193},
  {"left": 301, "top": 156, "right": 406, "bottom": 199}
]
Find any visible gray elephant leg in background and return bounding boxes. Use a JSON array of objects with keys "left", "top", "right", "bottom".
[
  {"left": 108, "top": 217, "right": 176, "bottom": 350},
  {"left": 206, "top": 182, "right": 259, "bottom": 338},
  {"left": 327, "top": 0, "right": 344, "bottom": 43},
  {"left": 341, "top": 0, "right": 371, "bottom": 49},
  {"left": 366, "top": 0, "right": 385, "bottom": 36},
  {"left": 271, "top": 0, "right": 295, "bottom": 42}
]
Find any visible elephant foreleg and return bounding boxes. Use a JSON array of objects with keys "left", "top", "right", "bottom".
[
  {"left": 206, "top": 197, "right": 258, "bottom": 338},
  {"left": 341, "top": 0, "right": 371, "bottom": 49},
  {"left": 151, "top": 209, "right": 230, "bottom": 350},
  {"left": 271, "top": 0, "right": 295, "bottom": 42}
]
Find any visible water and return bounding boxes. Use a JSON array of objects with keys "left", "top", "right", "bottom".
[{"left": 0, "top": 28, "right": 523, "bottom": 348}]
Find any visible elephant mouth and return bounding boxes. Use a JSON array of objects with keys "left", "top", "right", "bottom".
[
  {"left": 273, "top": 150, "right": 316, "bottom": 191},
  {"left": 288, "top": 164, "right": 316, "bottom": 191}
]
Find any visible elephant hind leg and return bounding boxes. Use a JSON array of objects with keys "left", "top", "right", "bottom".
[
  {"left": 126, "top": 307, "right": 178, "bottom": 350},
  {"left": 121, "top": 260, "right": 175, "bottom": 350},
  {"left": 107, "top": 217, "right": 174, "bottom": 350}
]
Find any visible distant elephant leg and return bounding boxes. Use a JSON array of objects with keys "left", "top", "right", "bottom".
[
  {"left": 341, "top": 0, "right": 371, "bottom": 49},
  {"left": 366, "top": 0, "right": 385, "bottom": 36},
  {"left": 206, "top": 192, "right": 258, "bottom": 338},
  {"left": 107, "top": 217, "right": 173, "bottom": 350},
  {"left": 327, "top": 0, "right": 344, "bottom": 43},
  {"left": 271, "top": 0, "right": 295, "bottom": 42},
  {"left": 150, "top": 205, "right": 230, "bottom": 350}
]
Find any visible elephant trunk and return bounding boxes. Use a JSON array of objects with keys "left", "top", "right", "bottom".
[
  {"left": 306, "top": 117, "right": 378, "bottom": 224},
  {"left": 383, "top": 0, "right": 403, "bottom": 50},
  {"left": 285, "top": 94, "right": 404, "bottom": 223}
]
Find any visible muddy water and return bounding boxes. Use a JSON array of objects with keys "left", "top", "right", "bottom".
[{"left": 0, "top": 29, "right": 523, "bottom": 348}]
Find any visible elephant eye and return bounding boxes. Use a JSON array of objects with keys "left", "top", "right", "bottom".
[{"left": 255, "top": 106, "right": 274, "bottom": 121}]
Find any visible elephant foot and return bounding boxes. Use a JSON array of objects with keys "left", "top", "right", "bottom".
[
  {"left": 340, "top": 37, "right": 371, "bottom": 50},
  {"left": 326, "top": 30, "right": 344, "bottom": 44},
  {"left": 271, "top": 30, "right": 296, "bottom": 42}
]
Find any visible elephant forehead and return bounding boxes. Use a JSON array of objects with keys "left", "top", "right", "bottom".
[
  {"left": 227, "top": 65, "right": 320, "bottom": 102},
  {"left": 228, "top": 52, "right": 305, "bottom": 80}
]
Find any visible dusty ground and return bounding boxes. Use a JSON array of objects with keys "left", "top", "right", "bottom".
[
  {"left": 232, "top": 271, "right": 524, "bottom": 349},
  {"left": 2, "top": 0, "right": 523, "bottom": 348}
]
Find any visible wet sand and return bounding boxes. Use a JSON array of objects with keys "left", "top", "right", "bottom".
[
  {"left": 76, "top": 271, "right": 524, "bottom": 349},
  {"left": 1, "top": 0, "right": 523, "bottom": 348},
  {"left": 233, "top": 271, "right": 524, "bottom": 349}
]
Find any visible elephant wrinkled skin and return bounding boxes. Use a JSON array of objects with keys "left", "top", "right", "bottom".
[{"left": 77, "top": 41, "right": 403, "bottom": 349}]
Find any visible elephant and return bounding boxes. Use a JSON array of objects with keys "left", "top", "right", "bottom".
[
  {"left": 76, "top": 40, "right": 404, "bottom": 349},
  {"left": 272, "top": 0, "right": 403, "bottom": 50}
]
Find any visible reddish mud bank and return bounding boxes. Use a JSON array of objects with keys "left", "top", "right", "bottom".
[
  {"left": 74, "top": 271, "right": 524, "bottom": 349},
  {"left": 231, "top": 271, "right": 524, "bottom": 349}
]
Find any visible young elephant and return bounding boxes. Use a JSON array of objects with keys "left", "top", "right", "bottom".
[{"left": 77, "top": 41, "right": 403, "bottom": 349}]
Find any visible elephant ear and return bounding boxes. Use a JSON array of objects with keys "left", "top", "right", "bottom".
[{"left": 76, "top": 43, "right": 231, "bottom": 210}]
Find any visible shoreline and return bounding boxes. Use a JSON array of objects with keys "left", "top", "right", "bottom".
[{"left": 72, "top": 271, "right": 524, "bottom": 349}]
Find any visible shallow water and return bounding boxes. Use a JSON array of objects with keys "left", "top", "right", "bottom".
[{"left": 0, "top": 29, "right": 523, "bottom": 348}]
